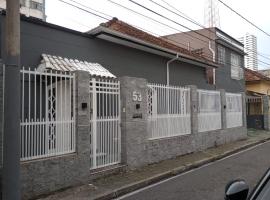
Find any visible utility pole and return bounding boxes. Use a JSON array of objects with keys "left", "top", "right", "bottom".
[{"left": 2, "top": 0, "right": 21, "bottom": 199}]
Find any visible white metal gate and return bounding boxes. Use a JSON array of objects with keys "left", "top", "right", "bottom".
[{"left": 89, "top": 78, "right": 121, "bottom": 169}]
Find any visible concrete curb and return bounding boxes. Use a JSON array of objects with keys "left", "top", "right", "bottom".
[{"left": 93, "top": 137, "right": 270, "bottom": 200}]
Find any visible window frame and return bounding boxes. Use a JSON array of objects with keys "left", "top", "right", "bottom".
[
  {"left": 230, "top": 52, "right": 242, "bottom": 80},
  {"left": 30, "top": 0, "right": 43, "bottom": 11},
  {"left": 217, "top": 45, "right": 226, "bottom": 65}
]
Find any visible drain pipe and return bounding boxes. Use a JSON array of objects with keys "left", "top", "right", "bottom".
[
  {"left": 167, "top": 54, "right": 179, "bottom": 86},
  {"left": 209, "top": 41, "right": 216, "bottom": 85}
]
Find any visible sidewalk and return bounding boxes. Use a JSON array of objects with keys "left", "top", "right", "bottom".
[{"left": 37, "top": 130, "right": 270, "bottom": 200}]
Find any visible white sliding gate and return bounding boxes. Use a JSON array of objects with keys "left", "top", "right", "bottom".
[
  {"left": 226, "top": 93, "right": 243, "bottom": 128},
  {"left": 198, "top": 89, "right": 221, "bottom": 132},
  {"left": 89, "top": 78, "right": 121, "bottom": 169},
  {"left": 20, "top": 68, "right": 76, "bottom": 161},
  {"left": 147, "top": 83, "right": 191, "bottom": 139}
]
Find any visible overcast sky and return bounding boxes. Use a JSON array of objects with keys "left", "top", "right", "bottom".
[{"left": 46, "top": 0, "right": 270, "bottom": 69}]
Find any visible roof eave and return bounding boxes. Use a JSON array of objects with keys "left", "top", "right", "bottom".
[
  {"left": 216, "top": 39, "right": 246, "bottom": 55},
  {"left": 87, "top": 26, "right": 219, "bottom": 68}
]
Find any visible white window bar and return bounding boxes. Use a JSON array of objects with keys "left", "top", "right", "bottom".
[
  {"left": 226, "top": 93, "right": 243, "bottom": 128},
  {"left": 147, "top": 83, "right": 191, "bottom": 139},
  {"left": 198, "top": 89, "right": 222, "bottom": 132}
]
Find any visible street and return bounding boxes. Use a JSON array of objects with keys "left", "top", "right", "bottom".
[{"left": 118, "top": 141, "right": 270, "bottom": 200}]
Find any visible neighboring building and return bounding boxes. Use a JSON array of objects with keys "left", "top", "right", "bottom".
[
  {"left": 163, "top": 27, "right": 246, "bottom": 93},
  {"left": 239, "top": 33, "right": 258, "bottom": 71},
  {"left": 245, "top": 68, "right": 270, "bottom": 129},
  {"left": 245, "top": 68, "right": 270, "bottom": 96},
  {"left": 0, "top": 0, "right": 45, "bottom": 20}
]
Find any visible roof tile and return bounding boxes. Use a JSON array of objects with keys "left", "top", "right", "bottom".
[
  {"left": 245, "top": 68, "right": 270, "bottom": 82},
  {"left": 100, "top": 18, "right": 216, "bottom": 65}
]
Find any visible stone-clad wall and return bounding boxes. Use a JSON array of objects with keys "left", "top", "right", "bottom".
[
  {"left": 18, "top": 75, "right": 247, "bottom": 199},
  {"left": 120, "top": 76, "right": 247, "bottom": 167},
  {"left": 120, "top": 77, "right": 148, "bottom": 168},
  {"left": 147, "top": 127, "right": 246, "bottom": 164}
]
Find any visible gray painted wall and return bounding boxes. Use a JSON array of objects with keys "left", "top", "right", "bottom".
[
  {"left": 0, "top": 15, "right": 237, "bottom": 91},
  {"left": 215, "top": 43, "right": 245, "bottom": 93}
]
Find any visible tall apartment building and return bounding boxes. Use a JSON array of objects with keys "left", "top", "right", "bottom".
[
  {"left": 0, "top": 0, "right": 45, "bottom": 21},
  {"left": 239, "top": 33, "right": 258, "bottom": 71}
]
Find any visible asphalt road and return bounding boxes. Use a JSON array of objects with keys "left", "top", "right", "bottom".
[{"left": 117, "top": 141, "right": 270, "bottom": 200}]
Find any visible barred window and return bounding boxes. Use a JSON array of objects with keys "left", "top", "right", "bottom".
[
  {"left": 217, "top": 45, "right": 225, "bottom": 64},
  {"left": 30, "top": 1, "right": 43, "bottom": 11},
  {"left": 231, "top": 53, "right": 242, "bottom": 80}
]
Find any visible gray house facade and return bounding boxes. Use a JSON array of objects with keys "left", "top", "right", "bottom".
[
  {"left": 163, "top": 27, "right": 246, "bottom": 93},
  {"left": 0, "top": 15, "right": 220, "bottom": 88},
  {"left": 0, "top": 14, "right": 247, "bottom": 199}
]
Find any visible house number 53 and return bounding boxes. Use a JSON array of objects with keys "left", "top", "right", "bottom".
[{"left": 132, "top": 91, "right": 142, "bottom": 102}]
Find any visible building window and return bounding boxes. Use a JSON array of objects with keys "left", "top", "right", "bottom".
[
  {"left": 231, "top": 53, "right": 243, "bottom": 80},
  {"left": 30, "top": 1, "right": 43, "bottom": 11},
  {"left": 217, "top": 45, "right": 225, "bottom": 64}
]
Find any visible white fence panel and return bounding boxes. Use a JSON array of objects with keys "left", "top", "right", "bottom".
[
  {"left": 198, "top": 89, "right": 221, "bottom": 132},
  {"left": 20, "top": 67, "right": 76, "bottom": 161},
  {"left": 89, "top": 78, "right": 121, "bottom": 169},
  {"left": 147, "top": 84, "right": 191, "bottom": 139},
  {"left": 226, "top": 93, "right": 243, "bottom": 128}
]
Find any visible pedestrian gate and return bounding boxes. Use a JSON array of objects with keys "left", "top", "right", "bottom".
[{"left": 89, "top": 78, "right": 121, "bottom": 169}]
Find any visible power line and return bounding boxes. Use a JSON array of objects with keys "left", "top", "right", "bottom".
[
  {"left": 151, "top": 0, "right": 270, "bottom": 62},
  {"left": 57, "top": 0, "right": 270, "bottom": 68},
  {"left": 57, "top": 0, "right": 177, "bottom": 47},
  {"left": 60, "top": 0, "right": 169, "bottom": 39},
  {"left": 66, "top": 0, "right": 113, "bottom": 19},
  {"left": 128, "top": 0, "right": 270, "bottom": 66},
  {"left": 57, "top": 0, "right": 232, "bottom": 65},
  {"left": 107, "top": 0, "right": 210, "bottom": 51},
  {"left": 128, "top": 0, "right": 215, "bottom": 44},
  {"left": 108, "top": 0, "right": 267, "bottom": 67},
  {"left": 107, "top": 0, "right": 227, "bottom": 62},
  {"left": 59, "top": 0, "right": 269, "bottom": 67},
  {"left": 57, "top": 0, "right": 110, "bottom": 21},
  {"left": 217, "top": 0, "right": 270, "bottom": 37},
  {"left": 244, "top": 48, "right": 270, "bottom": 61},
  {"left": 106, "top": 0, "right": 180, "bottom": 36},
  {"left": 159, "top": 0, "right": 205, "bottom": 28},
  {"left": 106, "top": 0, "right": 269, "bottom": 68},
  {"left": 149, "top": 0, "right": 206, "bottom": 29}
]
